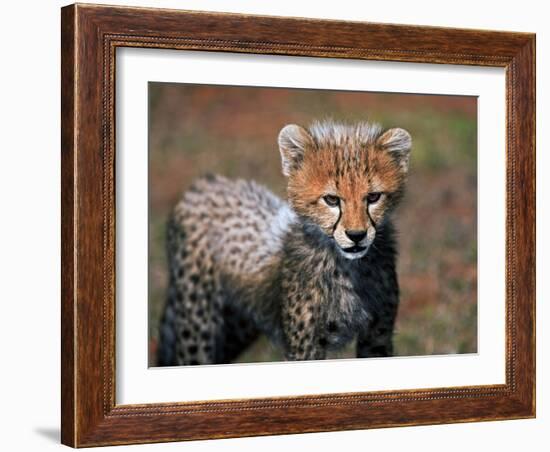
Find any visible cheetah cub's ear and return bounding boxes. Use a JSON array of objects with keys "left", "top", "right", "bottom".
[
  {"left": 278, "top": 124, "right": 314, "bottom": 177},
  {"left": 376, "top": 128, "right": 412, "bottom": 173}
]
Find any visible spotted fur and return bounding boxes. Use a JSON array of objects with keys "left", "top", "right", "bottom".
[{"left": 157, "top": 120, "right": 411, "bottom": 365}]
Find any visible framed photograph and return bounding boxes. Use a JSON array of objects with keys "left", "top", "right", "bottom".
[{"left": 61, "top": 3, "right": 535, "bottom": 447}]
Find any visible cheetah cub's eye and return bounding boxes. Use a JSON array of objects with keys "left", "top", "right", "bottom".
[
  {"left": 366, "top": 192, "right": 382, "bottom": 204},
  {"left": 323, "top": 194, "right": 340, "bottom": 207}
]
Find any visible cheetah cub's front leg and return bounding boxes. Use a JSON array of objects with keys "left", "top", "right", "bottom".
[{"left": 282, "top": 290, "right": 327, "bottom": 361}]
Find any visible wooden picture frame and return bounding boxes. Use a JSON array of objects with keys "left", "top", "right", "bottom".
[{"left": 61, "top": 3, "right": 535, "bottom": 447}]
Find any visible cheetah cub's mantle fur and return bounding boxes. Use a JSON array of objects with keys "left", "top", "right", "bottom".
[{"left": 158, "top": 120, "right": 412, "bottom": 365}]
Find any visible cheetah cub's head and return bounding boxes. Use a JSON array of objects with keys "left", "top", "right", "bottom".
[{"left": 278, "top": 120, "right": 411, "bottom": 260}]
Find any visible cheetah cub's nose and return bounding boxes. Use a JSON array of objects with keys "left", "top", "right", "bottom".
[{"left": 345, "top": 230, "right": 367, "bottom": 243}]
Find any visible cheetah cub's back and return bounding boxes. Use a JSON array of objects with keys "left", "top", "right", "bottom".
[{"left": 170, "top": 174, "right": 294, "bottom": 279}]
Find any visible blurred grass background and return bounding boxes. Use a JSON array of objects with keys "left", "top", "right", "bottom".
[{"left": 148, "top": 82, "right": 477, "bottom": 365}]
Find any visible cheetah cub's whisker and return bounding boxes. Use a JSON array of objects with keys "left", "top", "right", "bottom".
[{"left": 157, "top": 120, "right": 411, "bottom": 365}]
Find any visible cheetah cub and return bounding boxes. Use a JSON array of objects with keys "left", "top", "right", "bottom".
[{"left": 157, "top": 120, "right": 411, "bottom": 365}]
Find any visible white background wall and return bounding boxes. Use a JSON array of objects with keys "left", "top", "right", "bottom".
[{"left": 0, "top": 1, "right": 545, "bottom": 450}]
